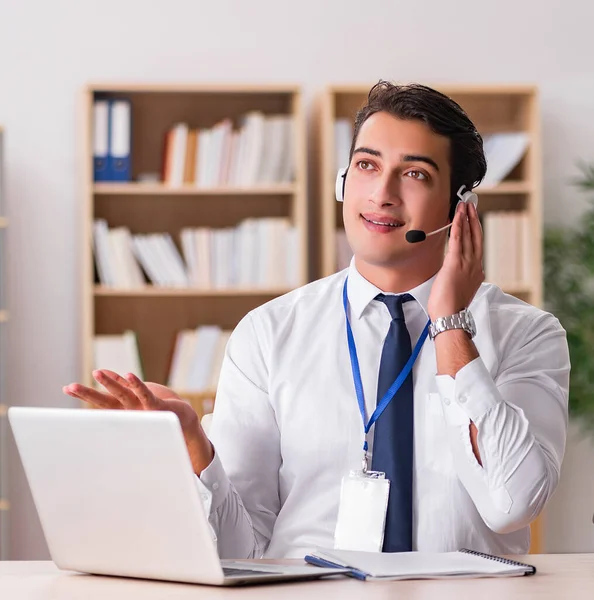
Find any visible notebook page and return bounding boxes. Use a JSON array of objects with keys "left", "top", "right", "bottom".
[{"left": 315, "top": 549, "right": 527, "bottom": 578}]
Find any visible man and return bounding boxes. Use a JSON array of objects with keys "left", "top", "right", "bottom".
[{"left": 64, "top": 81, "right": 570, "bottom": 560}]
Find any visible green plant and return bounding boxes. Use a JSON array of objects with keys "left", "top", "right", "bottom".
[{"left": 544, "top": 162, "right": 594, "bottom": 432}]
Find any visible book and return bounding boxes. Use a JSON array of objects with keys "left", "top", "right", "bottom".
[
  {"left": 481, "top": 132, "right": 530, "bottom": 186},
  {"left": 304, "top": 548, "right": 536, "bottom": 581},
  {"left": 93, "top": 331, "right": 144, "bottom": 381},
  {"left": 334, "top": 118, "right": 353, "bottom": 171},
  {"left": 167, "top": 326, "right": 232, "bottom": 392}
]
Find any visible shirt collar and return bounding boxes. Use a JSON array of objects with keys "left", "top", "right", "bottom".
[{"left": 346, "top": 256, "right": 435, "bottom": 320}]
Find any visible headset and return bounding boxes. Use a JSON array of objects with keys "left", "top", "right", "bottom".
[
  {"left": 334, "top": 167, "right": 478, "bottom": 243},
  {"left": 335, "top": 167, "right": 349, "bottom": 203}
]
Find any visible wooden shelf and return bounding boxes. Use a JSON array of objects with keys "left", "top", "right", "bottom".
[
  {"left": 0, "top": 129, "right": 7, "bottom": 558},
  {"left": 326, "top": 83, "right": 538, "bottom": 96},
  {"left": 93, "top": 286, "right": 291, "bottom": 297},
  {"left": 475, "top": 181, "right": 532, "bottom": 194},
  {"left": 89, "top": 82, "right": 301, "bottom": 94},
  {"left": 501, "top": 284, "right": 533, "bottom": 296},
  {"left": 93, "top": 183, "right": 296, "bottom": 196},
  {"left": 177, "top": 391, "right": 216, "bottom": 419},
  {"left": 327, "top": 180, "right": 530, "bottom": 196},
  {"left": 177, "top": 390, "right": 216, "bottom": 400}
]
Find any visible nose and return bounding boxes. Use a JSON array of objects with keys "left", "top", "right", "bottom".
[{"left": 369, "top": 173, "right": 402, "bottom": 207}]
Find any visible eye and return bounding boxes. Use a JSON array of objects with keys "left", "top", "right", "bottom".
[
  {"left": 405, "top": 170, "right": 428, "bottom": 181},
  {"left": 356, "top": 160, "right": 374, "bottom": 171}
]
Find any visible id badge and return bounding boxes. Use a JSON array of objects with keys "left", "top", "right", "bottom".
[{"left": 333, "top": 469, "right": 390, "bottom": 552}]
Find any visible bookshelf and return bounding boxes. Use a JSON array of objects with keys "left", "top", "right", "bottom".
[
  {"left": 317, "top": 84, "right": 543, "bottom": 309},
  {"left": 82, "top": 84, "right": 307, "bottom": 417},
  {"left": 316, "top": 83, "right": 543, "bottom": 552},
  {"left": 93, "top": 286, "right": 292, "bottom": 297},
  {"left": 93, "top": 183, "right": 295, "bottom": 195},
  {"left": 0, "top": 126, "right": 8, "bottom": 560}
]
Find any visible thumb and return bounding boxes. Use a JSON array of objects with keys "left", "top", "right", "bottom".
[{"left": 145, "top": 382, "right": 182, "bottom": 402}]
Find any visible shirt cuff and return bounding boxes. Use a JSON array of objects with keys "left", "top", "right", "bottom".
[
  {"left": 435, "top": 356, "right": 502, "bottom": 423},
  {"left": 197, "top": 447, "right": 231, "bottom": 513}
]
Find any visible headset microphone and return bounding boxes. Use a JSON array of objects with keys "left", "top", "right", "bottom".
[
  {"left": 405, "top": 222, "right": 452, "bottom": 243},
  {"left": 405, "top": 185, "right": 479, "bottom": 244}
]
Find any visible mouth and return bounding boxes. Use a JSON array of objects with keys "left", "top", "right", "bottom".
[{"left": 360, "top": 214, "right": 405, "bottom": 229}]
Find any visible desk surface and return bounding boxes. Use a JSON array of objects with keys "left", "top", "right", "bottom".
[{"left": 0, "top": 555, "right": 592, "bottom": 599}]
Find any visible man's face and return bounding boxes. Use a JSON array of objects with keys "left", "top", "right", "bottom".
[{"left": 343, "top": 112, "right": 452, "bottom": 270}]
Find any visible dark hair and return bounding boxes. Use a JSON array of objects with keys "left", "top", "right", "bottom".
[{"left": 350, "top": 80, "right": 487, "bottom": 220}]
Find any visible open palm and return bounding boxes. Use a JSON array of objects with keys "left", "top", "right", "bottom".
[{"left": 63, "top": 369, "right": 214, "bottom": 474}]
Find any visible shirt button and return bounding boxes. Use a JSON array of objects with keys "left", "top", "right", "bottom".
[
  {"left": 212, "top": 482, "right": 219, "bottom": 491},
  {"left": 444, "top": 398, "right": 451, "bottom": 406},
  {"left": 459, "top": 395, "right": 468, "bottom": 404}
]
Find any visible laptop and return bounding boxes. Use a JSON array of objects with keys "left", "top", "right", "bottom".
[{"left": 8, "top": 406, "right": 347, "bottom": 586}]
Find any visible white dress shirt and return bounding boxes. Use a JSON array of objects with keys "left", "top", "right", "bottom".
[{"left": 196, "top": 259, "right": 570, "bottom": 559}]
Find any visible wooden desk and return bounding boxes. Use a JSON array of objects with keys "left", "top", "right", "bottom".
[{"left": 0, "top": 555, "right": 592, "bottom": 599}]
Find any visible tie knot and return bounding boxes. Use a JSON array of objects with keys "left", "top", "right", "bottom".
[{"left": 375, "top": 293, "right": 414, "bottom": 321}]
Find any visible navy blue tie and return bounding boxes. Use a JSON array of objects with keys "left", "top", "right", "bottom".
[{"left": 371, "top": 292, "right": 415, "bottom": 552}]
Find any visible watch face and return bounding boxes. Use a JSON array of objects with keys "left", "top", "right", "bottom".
[{"left": 465, "top": 310, "right": 477, "bottom": 336}]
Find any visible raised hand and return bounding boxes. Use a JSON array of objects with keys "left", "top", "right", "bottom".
[
  {"left": 427, "top": 200, "right": 484, "bottom": 321},
  {"left": 63, "top": 369, "right": 215, "bottom": 475}
]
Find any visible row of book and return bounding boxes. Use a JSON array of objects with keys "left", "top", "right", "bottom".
[
  {"left": 91, "top": 98, "right": 296, "bottom": 185},
  {"left": 483, "top": 211, "right": 533, "bottom": 287},
  {"left": 334, "top": 211, "right": 534, "bottom": 288},
  {"left": 168, "top": 326, "right": 231, "bottom": 392},
  {"left": 93, "top": 217, "right": 300, "bottom": 289},
  {"left": 163, "top": 112, "right": 294, "bottom": 187},
  {"left": 334, "top": 118, "right": 530, "bottom": 185},
  {"left": 92, "top": 326, "right": 231, "bottom": 394}
]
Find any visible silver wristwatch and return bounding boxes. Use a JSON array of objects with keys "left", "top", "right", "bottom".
[{"left": 429, "top": 309, "right": 476, "bottom": 341}]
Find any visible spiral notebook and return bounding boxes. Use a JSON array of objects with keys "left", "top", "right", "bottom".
[{"left": 304, "top": 548, "right": 536, "bottom": 581}]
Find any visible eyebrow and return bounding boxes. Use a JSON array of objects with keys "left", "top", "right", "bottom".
[
  {"left": 402, "top": 154, "right": 440, "bottom": 172},
  {"left": 353, "top": 147, "right": 440, "bottom": 172},
  {"left": 353, "top": 146, "right": 382, "bottom": 157}
]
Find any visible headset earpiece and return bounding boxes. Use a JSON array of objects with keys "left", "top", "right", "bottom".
[
  {"left": 335, "top": 167, "right": 348, "bottom": 202},
  {"left": 455, "top": 184, "right": 479, "bottom": 212}
]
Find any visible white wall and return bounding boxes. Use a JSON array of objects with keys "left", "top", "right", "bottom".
[
  {"left": 1, "top": 0, "right": 594, "bottom": 558},
  {"left": 543, "top": 422, "right": 594, "bottom": 552}
]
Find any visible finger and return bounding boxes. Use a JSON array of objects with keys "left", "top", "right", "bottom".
[
  {"left": 101, "top": 370, "right": 133, "bottom": 388},
  {"left": 93, "top": 370, "right": 142, "bottom": 410},
  {"left": 62, "top": 383, "right": 123, "bottom": 409},
  {"left": 124, "top": 372, "right": 161, "bottom": 410},
  {"left": 460, "top": 202, "right": 473, "bottom": 259},
  {"left": 448, "top": 202, "right": 464, "bottom": 258},
  {"left": 468, "top": 202, "right": 483, "bottom": 261}
]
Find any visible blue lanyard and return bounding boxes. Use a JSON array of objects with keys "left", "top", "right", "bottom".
[{"left": 342, "top": 277, "right": 430, "bottom": 468}]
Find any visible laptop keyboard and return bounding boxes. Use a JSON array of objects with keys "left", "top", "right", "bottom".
[{"left": 223, "top": 567, "right": 281, "bottom": 578}]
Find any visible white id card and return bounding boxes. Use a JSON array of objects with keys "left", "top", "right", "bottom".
[{"left": 333, "top": 470, "right": 390, "bottom": 552}]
